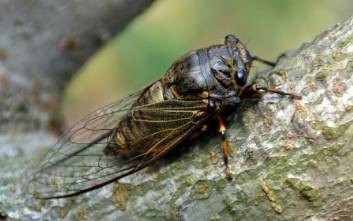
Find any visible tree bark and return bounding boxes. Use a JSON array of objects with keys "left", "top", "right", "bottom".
[
  {"left": 0, "top": 0, "right": 154, "bottom": 135},
  {"left": 1, "top": 7, "right": 353, "bottom": 221}
]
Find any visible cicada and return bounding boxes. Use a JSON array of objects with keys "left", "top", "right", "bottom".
[{"left": 28, "top": 34, "right": 300, "bottom": 199}]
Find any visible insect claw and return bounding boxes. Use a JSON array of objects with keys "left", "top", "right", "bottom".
[
  {"left": 251, "top": 84, "right": 258, "bottom": 92},
  {"left": 289, "top": 94, "right": 302, "bottom": 100},
  {"left": 225, "top": 165, "right": 233, "bottom": 181}
]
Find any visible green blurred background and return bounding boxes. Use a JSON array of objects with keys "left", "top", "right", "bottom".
[{"left": 62, "top": 0, "right": 353, "bottom": 125}]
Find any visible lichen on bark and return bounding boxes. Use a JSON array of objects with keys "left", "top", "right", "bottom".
[{"left": 1, "top": 13, "right": 353, "bottom": 221}]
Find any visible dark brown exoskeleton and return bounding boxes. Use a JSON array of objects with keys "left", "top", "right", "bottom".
[{"left": 28, "top": 34, "right": 300, "bottom": 199}]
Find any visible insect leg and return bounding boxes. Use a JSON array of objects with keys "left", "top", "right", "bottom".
[
  {"left": 217, "top": 116, "right": 233, "bottom": 181},
  {"left": 251, "top": 56, "right": 276, "bottom": 67},
  {"left": 252, "top": 51, "right": 289, "bottom": 67},
  {"left": 253, "top": 85, "right": 302, "bottom": 99}
]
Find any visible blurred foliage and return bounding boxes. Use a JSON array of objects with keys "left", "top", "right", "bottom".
[{"left": 63, "top": 0, "right": 352, "bottom": 125}]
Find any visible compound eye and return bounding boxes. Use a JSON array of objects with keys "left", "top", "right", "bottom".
[{"left": 235, "top": 68, "right": 247, "bottom": 86}]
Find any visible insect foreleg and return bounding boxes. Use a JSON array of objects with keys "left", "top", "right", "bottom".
[
  {"left": 251, "top": 56, "right": 276, "bottom": 67},
  {"left": 217, "top": 116, "right": 233, "bottom": 181},
  {"left": 252, "top": 51, "right": 291, "bottom": 67},
  {"left": 253, "top": 85, "right": 302, "bottom": 99}
]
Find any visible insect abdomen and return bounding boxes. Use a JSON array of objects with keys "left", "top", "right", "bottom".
[{"left": 109, "top": 80, "right": 171, "bottom": 156}]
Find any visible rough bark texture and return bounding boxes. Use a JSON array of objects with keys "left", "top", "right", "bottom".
[{"left": 0, "top": 9, "right": 353, "bottom": 221}]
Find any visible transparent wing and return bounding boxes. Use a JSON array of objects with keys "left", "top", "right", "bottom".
[
  {"left": 28, "top": 96, "right": 213, "bottom": 199},
  {"left": 28, "top": 91, "right": 141, "bottom": 198}
]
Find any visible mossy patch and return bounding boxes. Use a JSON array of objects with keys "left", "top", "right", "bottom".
[
  {"left": 215, "top": 179, "right": 227, "bottom": 191},
  {"left": 112, "top": 182, "right": 131, "bottom": 210},
  {"left": 142, "top": 209, "right": 161, "bottom": 218},
  {"left": 190, "top": 180, "right": 212, "bottom": 200},
  {"left": 332, "top": 51, "right": 345, "bottom": 61},
  {"left": 261, "top": 183, "right": 283, "bottom": 214},
  {"left": 337, "top": 39, "right": 351, "bottom": 48},
  {"left": 75, "top": 208, "right": 88, "bottom": 220},
  {"left": 315, "top": 69, "right": 330, "bottom": 82},
  {"left": 321, "top": 125, "right": 345, "bottom": 140},
  {"left": 286, "top": 178, "right": 320, "bottom": 202}
]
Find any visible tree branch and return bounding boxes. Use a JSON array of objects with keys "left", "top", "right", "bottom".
[
  {"left": 1, "top": 13, "right": 353, "bottom": 221},
  {"left": 0, "top": 0, "right": 155, "bottom": 133}
]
